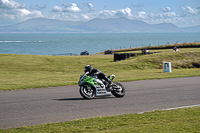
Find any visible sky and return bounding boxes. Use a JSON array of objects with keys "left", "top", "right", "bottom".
[{"left": 0, "top": 0, "right": 200, "bottom": 27}]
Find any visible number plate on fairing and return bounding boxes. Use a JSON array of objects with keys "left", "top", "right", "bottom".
[{"left": 95, "top": 86, "right": 111, "bottom": 96}]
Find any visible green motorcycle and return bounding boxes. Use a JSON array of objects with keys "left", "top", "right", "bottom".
[{"left": 78, "top": 71, "right": 125, "bottom": 99}]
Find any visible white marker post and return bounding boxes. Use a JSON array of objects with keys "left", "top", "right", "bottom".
[{"left": 163, "top": 62, "right": 172, "bottom": 72}]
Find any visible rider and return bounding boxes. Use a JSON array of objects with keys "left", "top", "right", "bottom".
[{"left": 84, "top": 65, "right": 112, "bottom": 88}]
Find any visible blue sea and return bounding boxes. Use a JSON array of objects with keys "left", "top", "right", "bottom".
[{"left": 0, "top": 33, "right": 200, "bottom": 55}]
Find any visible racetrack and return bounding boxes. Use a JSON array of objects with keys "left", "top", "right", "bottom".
[{"left": 0, "top": 77, "right": 200, "bottom": 129}]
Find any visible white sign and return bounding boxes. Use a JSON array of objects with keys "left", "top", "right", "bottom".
[{"left": 163, "top": 62, "right": 172, "bottom": 72}]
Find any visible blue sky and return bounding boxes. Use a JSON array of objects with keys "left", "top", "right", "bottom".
[{"left": 0, "top": 0, "right": 200, "bottom": 27}]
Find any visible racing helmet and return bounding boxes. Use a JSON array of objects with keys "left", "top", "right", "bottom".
[{"left": 84, "top": 65, "right": 92, "bottom": 73}]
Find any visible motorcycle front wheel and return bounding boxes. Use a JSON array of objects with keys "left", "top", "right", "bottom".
[
  {"left": 111, "top": 82, "right": 125, "bottom": 98},
  {"left": 79, "top": 85, "right": 95, "bottom": 99}
]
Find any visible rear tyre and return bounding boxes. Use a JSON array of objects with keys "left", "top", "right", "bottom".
[
  {"left": 111, "top": 82, "right": 125, "bottom": 98},
  {"left": 79, "top": 85, "right": 95, "bottom": 99}
]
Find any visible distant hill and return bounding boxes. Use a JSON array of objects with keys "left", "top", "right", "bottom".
[
  {"left": 77, "top": 18, "right": 154, "bottom": 33},
  {"left": 0, "top": 18, "right": 83, "bottom": 33},
  {"left": 0, "top": 17, "right": 199, "bottom": 33}
]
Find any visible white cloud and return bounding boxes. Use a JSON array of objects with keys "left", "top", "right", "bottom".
[
  {"left": 88, "top": 3, "right": 93, "bottom": 10},
  {"left": 81, "top": 14, "right": 90, "bottom": 20},
  {"left": 163, "top": 12, "right": 177, "bottom": 18},
  {"left": 99, "top": 10, "right": 116, "bottom": 18},
  {"left": 18, "top": 9, "right": 31, "bottom": 16},
  {"left": 83, "top": 3, "right": 93, "bottom": 11},
  {"left": 63, "top": 3, "right": 81, "bottom": 13},
  {"left": 135, "top": 11, "right": 177, "bottom": 20},
  {"left": 0, "top": 0, "right": 25, "bottom": 9},
  {"left": 0, "top": 0, "right": 43, "bottom": 25},
  {"left": 116, "top": 7, "right": 132, "bottom": 17},
  {"left": 52, "top": 3, "right": 81, "bottom": 13},
  {"left": 99, "top": 7, "right": 132, "bottom": 18},
  {"left": 130, "top": 10, "right": 186, "bottom": 27},
  {"left": 12, "top": 9, "right": 42, "bottom": 20},
  {"left": 136, "top": 11, "right": 147, "bottom": 19},
  {"left": 176, "top": 6, "right": 200, "bottom": 27},
  {"left": 51, "top": 3, "right": 87, "bottom": 21},
  {"left": 27, "top": 10, "right": 42, "bottom": 18},
  {"left": 163, "top": 7, "right": 171, "bottom": 12},
  {"left": 52, "top": 5, "right": 62, "bottom": 12},
  {"left": 181, "top": 6, "right": 198, "bottom": 15}
]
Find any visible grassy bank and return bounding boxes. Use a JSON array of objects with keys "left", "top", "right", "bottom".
[
  {"left": 1, "top": 106, "right": 200, "bottom": 132},
  {"left": 0, "top": 47, "right": 200, "bottom": 91},
  {"left": 100, "top": 42, "right": 200, "bottom": 54}
]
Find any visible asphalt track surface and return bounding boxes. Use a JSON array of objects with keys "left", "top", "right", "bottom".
[{"left": 0, "top": 77, "right": 200, "bottom": 129}]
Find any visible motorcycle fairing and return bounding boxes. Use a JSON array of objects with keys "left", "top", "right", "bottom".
[
  {"left": 83, "top": 76, "right": 99, "bottom": 86},
  {"left": 83, "top": 76, "right": 111, "bottom": 96}
]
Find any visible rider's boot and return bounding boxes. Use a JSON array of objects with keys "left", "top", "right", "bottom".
[{"left": 106, "top": 80, "right": 113, "bottom": 91}]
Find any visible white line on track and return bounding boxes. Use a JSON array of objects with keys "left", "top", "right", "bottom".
[
  {"left": 161, "top": 104, "right": 200, "bottom": 111},
  {"left": 137, "top": 104, "right": 200, "bottom": 114}
]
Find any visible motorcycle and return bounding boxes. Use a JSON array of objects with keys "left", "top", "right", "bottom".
[{"left": 78, "top": 71, "right": 125, "bottom": 99}]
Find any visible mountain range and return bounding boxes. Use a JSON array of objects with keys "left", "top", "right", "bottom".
[{"left": 0, "top": 17, "right": 199, "bottom": 33}]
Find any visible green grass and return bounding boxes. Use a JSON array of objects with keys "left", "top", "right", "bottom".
[
  {"left": 1, "top": 106, "right": 200, "bottom": 132},
  {"left": 0, "top": 48, "right": 200, "bottom": 90}
]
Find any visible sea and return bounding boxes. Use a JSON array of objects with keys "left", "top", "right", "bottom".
[{"left": 0, "top": 33, "right": 200, "bottom": 55}]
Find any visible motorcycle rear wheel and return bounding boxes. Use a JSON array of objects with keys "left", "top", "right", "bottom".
[
  {"left": 79, "top": 85, "right": 95, "bottom": 99},
  {"left": 111, "top": 82, "right": 125, "bottom": 98}
]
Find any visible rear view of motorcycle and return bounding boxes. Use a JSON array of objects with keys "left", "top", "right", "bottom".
[{"left": 78, "top": 71, "right": 125, "bottom": 99}]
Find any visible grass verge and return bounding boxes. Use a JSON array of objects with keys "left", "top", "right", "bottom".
[
  {"left": 1, "top": 106, "right": 200, "bottom": 132},
  {"left": 0, "top": 48, "right": 200, "bottom": 91}
]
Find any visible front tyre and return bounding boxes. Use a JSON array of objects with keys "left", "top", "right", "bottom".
[
  {"left": 111, "top": 82, "right": 125, "bottom": 98},
  {"left": 79, "top": 85, "right": 95, "bottom": 99}
]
